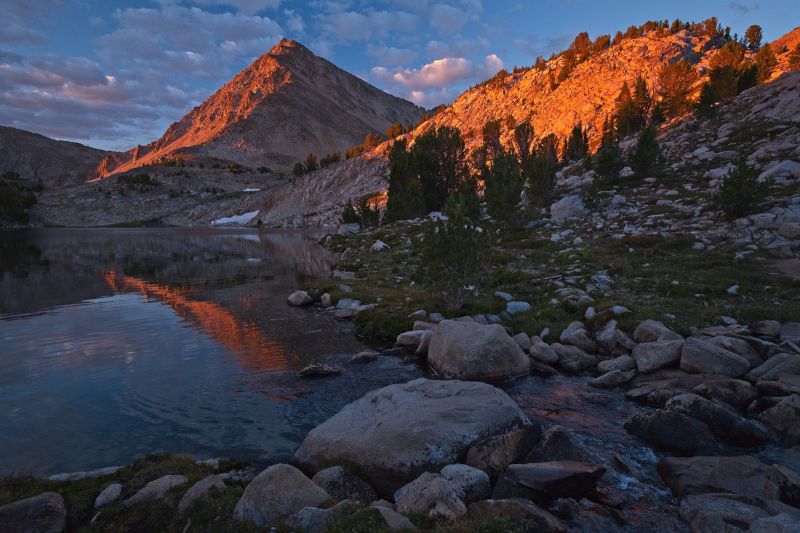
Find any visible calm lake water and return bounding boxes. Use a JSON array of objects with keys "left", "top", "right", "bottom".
[{"left": 0, "top": 228, "right": 422, "bottom": 475}]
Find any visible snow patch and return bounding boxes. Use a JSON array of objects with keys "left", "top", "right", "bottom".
[{"left": 211, "top": 210, "right": 259, "bottom": 226}]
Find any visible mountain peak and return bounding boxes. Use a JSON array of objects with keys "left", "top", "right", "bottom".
[{"left": 269, "top": 38, "right": 311, "bottom": 57}]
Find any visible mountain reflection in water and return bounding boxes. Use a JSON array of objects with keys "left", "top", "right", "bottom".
[{"left": 0, "top": 228, "right": 423, "bottom": 476}]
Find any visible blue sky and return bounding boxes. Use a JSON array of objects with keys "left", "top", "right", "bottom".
[{"left": 1, "top": 0, "right": 796, "bottom": 150}]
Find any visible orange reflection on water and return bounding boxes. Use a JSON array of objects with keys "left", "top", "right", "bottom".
[{"left": 103, "top": 271, "right": 295, "bottom": 375}]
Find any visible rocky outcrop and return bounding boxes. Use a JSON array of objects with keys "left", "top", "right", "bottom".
[{"left": 292, "top": 378, "right": 529, "bottom": 496}]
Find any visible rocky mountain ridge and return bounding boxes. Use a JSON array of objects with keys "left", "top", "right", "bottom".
[
  {"left": 95, "top": 39, "right": 424, "bottom": 177},
  {"left": 0, "top": 126, "right": 110, "bottom": 187}
]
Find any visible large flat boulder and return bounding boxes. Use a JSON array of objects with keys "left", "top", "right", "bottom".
[
  {"left": 664, "top": 393, "right": 770, "bottom": 447},
  {"left": 680, "top": 337, "right": 750, "bottom": 378},
  {"left": 234, "top": 464, "right": 330, "bottom": 527},
  {"left": 632, "top": 340, "right": 683, "bottom": 373},
  {"left": 624, "top": 409, "right": 720, "bottom": 455},
  {"left": 0, "top": 492, "right": 66, "bottom": 533},
  {"left": 427, "top": 320, "right": 530, "bottom": 380},
  {"left": 761, "top": 394, "right": 800, "bottom": 444},
  {"left": 293, "top": 378, "right": 529, "bottom": 497},
  {"left": 657, "top": 456, "right": 781, "bottom": 499},
  {"left": 491, "top": 461, "right": 605, "bottom": 504}
]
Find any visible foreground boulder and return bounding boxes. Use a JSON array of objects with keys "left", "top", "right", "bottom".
[
  {"left": 440, "top": 464, "right": 490, "bottom": 504},
  {"left": 233, "top": 464, "right": 330, "bottom": 526},
  {"left": 311, "top": 466, "right": 377, "bottom": 504},
  {"left": 693, "top": 379, "right": 759, "bottom": 411},
  {"left": 465, "top": 425, "right": 542, "bottom": 481},
  {"left": 492, "top": 461, "right": 605, "bottom": 504},
  {"left": 657, "top": 456, "right": 781, "bottom": 499},
  {"left": 293, "top": 378, "right": 529, "bottom": 496},
  {"left": 123, "top": 475, "right": 188, "bottom": 507},
  {"left": 427, "top": 320, "right": 530, "bottom": 380},
  {"left": 394, "top": 472, "right": 466, "bottom": 520},
  {"left": 468, "top": 498, "right": 566, "bottom": 533},
  {"left": 680, "top": 337, "right": 750, "bottom": 378},
  {"left": 761, "top": 394, "right": 800, "bottom": 443},
  {"left": 624, "top": 410, "right": 720, "bottom": 455},
  {"left": 177, "top": 475, "right": 225, "bottom": 514},
  {"left": 665, "top": 393, "right": 771, "bottom": 447},
  {"left": 284, "top": 500, "right": 355, "bottom": 533},
  {"left": 0, "top": 492, "right": 66, "bottom": 533}
]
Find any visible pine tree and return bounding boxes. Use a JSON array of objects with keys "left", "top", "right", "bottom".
[
  {"left": 595, "top": 115, "right": 623, "bottom": 181},
  {"left": 292, "top": 162, "right": 305, "bottom": 177},
  {"left": 755, "top": 43, "right": 777, "bottom": 82},
  {"left": 629, "top": 125, "right": 659, "bottom": 177},
  {"left": 304, "top": 153, "right": 318, "bottom": 172},
  {"left": 657, "top": 60, "right": 697, "bottom": 118},
  {"left": 744, "top": 24, "right": 763, "bottom": 51},
  {"left": 632, "top": 75, "right": 652, "bottom": 130},
  {"left": 696, "top": 82, "right": 717, "bottom": 117},
  {"left": 789, "top": 43, "right": 800, "bottom": 69},
  {"left": 484, "top": 150, "right": 524, "bottom": 227},
  {"left": 613, "top": 82, "right": 637, "bottom": 137},
  {"left": 481, "top": 120, "right": 502, "bottom": 161},
  {"left": 512, "top": 120, "right": 534, "bottom": 170},
  {"left": 563, "top": 123, "right": 589, "bottom": 162},
  {"left": 386, "top": 139, "right": 425, "bottom": 222}
]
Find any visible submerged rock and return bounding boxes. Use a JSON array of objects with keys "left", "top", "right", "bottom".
[
  {"left": 293, "top": 378, "right": 529, "bottom": 497},
  {"left": 298, "top": 363, "right": 342, "bottom": 378},
  {"left": 624, "top": 409, "right": 720, "bottom": 455}
]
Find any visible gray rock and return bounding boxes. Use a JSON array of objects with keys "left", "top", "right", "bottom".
[
  {"left": 233, "top": 464, "right": 330, "bottom": 526},
  {"left": 593, "top": 319, "right": 619, "bottom": 353},
  {"left": 350, "top": 351, "right": 378, "bottom": 364},
  {"left": 0, "top": 492, "right": 66, "bottom": 533},
  {"left": 761, "top": 394, "right": 800, "bottom": 443},
  {"left": 372, "top": 505, "right": 419, "bottom": 530},
  {"left": 320, "top": 293, "right": 332, "bottom": 307},
  {"left": 559, "top": 322, "right": 597, "bottom": 354},
  {"left": 492, "top": 461, "right": 605, "bottom": 505},
  {"left": 597, "top": 355, "right": 635, "bottom": 373},
  {"left": 293, "top": 378, "right": 529, "bottom": 497},
  {"left": 552, "top": 343, "right": 597, "bottom": 373},
  {"left": 632, "top": 340, "right": 684, "bottom": 373},
  {"left": 94, "top": 483, "right": 122, "bottom": 509},
  {"left": 550, "top": 195, "right": 587, "bottom": 221},
  {"left": 506, "top": 301, "right": 532, "bottom": 314},
  {"left": 524, "top": 425, "right": 584, "bottom": 463},
  {"left": 468, "top": 499, "right": 566, "bottom": 533},
  {"left": 393, "top": 472, "right": 466, "bottom": 520},
  {"left": 679, "top": 493, "right": 769, "bottom": 532},
  {"left": 311, "top": 466, "right": 377, "bottom": 504},
  {"left": 529, "top": 338, "right": 559, "bottom": 364},
  {"left": 665, "top": 393, "right": 770, "bottom": 447},
  {"left": 747, "top": 353, "right": 800, "bottom": 382},
  {"left": 440, "top": 464, "right": 490, "bottom": 504},
  {"left": 633, "top": 319, "right": 682, "bottom": 343},
  {"left": 781, "top": 323, "right": 800, "bottom": 345},
  {"left": 624, "top": 410, "right": 720, "bottom": 454},
  {"left": 123, "top": 475, "right": 188, "bottom": 507},
  {"left": 693, "top": 379, "right": 759, "bottom": 411},
  {"left": 465, "top": 425, "right": 542, "bottom": 481},
  {"left": 298, "top": 363, "right": 342, "bottom": 378},
  {"left": 657, "top": 455, "right": 781, "bottom": 499},
  {"left": 512, "top": 332, "right": 531, "bottom": 352},
  {"left": 707, "top": 335, "right": 763, "bottom": 367},
  {"left": 284, "top": 500, "right": 355, "bottom": 533},
  {"left": 47, "top": 465, "right": 122, "bottom": 482},
  {"left": 287, "top": 290, "right": 313, "bottom": 306},
  {"left": 427, "top": 320, "right": 530, "bottom": 380},
  {"left": 750, "top": 320, "right": 782, "bottom": 338},
  {"left": 177, "top": 475, "right": 225, "bottom": 514},
  {"left": 428, "top": 312, "right": 445, "bottom": 323},
  {"left": 680, "top": 337, "right": 750, "bottom": 377},
  {"left": 396, "top": 330, "right": 429, "bottom": 350},
  {"left": 589, "top": 369, "right": 636, "bottom": 388},
  {"left": 751, "top": 512, "right": 800, "bottom": 533}
]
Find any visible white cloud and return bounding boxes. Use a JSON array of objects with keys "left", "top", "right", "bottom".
[
  {"left": 373, "top": 54, "right": 503, "bottom": 90},
  {"left": 193, "top": 0, "right": 281, "bottom": 15},
  {"left": 366, "top": 45, "right": 416, "bottom": 66},
  {"left": 283, "top": 9, "right": 305, "bottom": 34}
]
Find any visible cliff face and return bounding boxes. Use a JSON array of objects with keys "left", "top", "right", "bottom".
[
  {"left": 0, "top": 126, "right": 110, "bottom": 187},
  {"left": 96, "top": 39, "right": 424, "bottom": 177}
]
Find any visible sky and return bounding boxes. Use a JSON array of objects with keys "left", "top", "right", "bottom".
[{"left": 1, "top": 0, "right": 797, "bottom": 151}]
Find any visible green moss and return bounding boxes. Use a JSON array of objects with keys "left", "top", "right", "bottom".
[{"left": 328, "top": 507, "right": 389, "bottom": 533}]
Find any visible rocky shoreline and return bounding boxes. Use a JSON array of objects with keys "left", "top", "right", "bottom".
[{"left": 6, "top": 290, "right": 798, "bottom": 532}]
